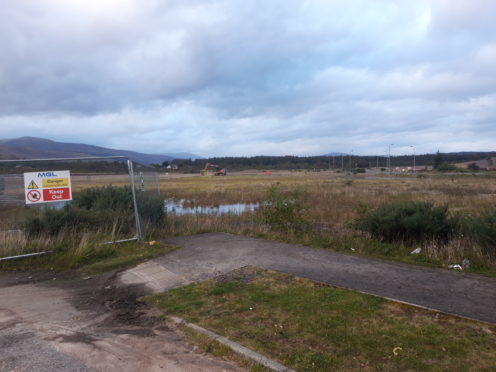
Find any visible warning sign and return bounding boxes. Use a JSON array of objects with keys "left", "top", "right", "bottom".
[
  {"left": 27, "top": 180, "right": 39, "bottom": 189},
  {"left": 24, "top": 170, "right": 72, "bottom": 205}
]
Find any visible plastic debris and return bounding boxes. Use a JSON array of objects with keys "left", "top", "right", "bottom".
[
  {"left": 350, "top": 248, "right": 356, "bottom": 252},
  {"left": 393, "top": 347, "right": 403, "bottom": 356},
  {"left": 462, "top": 258, "right": 470, "bottom": 269},
  {"left": 149, "top": 241, "right": 157, "bottom": 246},
  {"left": 448, "top": 264, "right": 463, "bottom": 270},
  {"left": 410, "top": 248, "right": 421, "bottom": 254}
]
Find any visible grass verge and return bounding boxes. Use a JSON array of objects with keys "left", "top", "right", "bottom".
[
  {"left": 143, "top": 266, "right": 496, "bottom": 372},
  {"left": 0, "top": 240, "right": 175, "bottom": 274}
]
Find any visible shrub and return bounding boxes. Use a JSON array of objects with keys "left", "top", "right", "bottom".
[
  {"left": 23, "top": 206, "right": 94, "bottom": 237},
  {"left": 23, "top": 186, "right": 164, "bottom": 237},
  {"left": 436, "top": 163, "right": 458, "bottom": 172},
  {"left": 257, "top": 186, "right": 309, "bottom": 234},
  {"left": 354, "top": 201, "right": 459, "bottom": 244},
  {"left": 465, "top": 210, "right": 496, "bottom": 256},
  {"left": 467, "top": 163, "right": 480, "bottom": 171},
  {"left": 74, "top": 185, "right": 133, "bottom": 212},
  {"left": 137, "top": 192, "right": 165, "bottom": 226}
]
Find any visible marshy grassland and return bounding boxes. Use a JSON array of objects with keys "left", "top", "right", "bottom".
[
  {"left": 1, "top": 170, "right": 495, "bottom": 274},
  {"left": 159, "top": 171, "right": 496, "bottom": 274}
]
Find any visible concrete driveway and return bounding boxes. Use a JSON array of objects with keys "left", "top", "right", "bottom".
[{"left": 0, "top": 270, "right": 243, "bottom": 372}]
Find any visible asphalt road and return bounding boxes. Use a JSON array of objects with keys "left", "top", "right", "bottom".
[{"left": 144, "top": 232, "right": 496, "bottom": 324}]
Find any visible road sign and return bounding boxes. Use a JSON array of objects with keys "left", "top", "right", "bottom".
[
  {"left": 140, "top": 172, "right": 145, "bottom": 192},
  {"left": 24, "top": 170, "right": 72, "bottom": 205}
]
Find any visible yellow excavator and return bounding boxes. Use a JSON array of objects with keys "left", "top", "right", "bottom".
[{"left": 201, "top": 162, "right": 227, "bottom": 176}]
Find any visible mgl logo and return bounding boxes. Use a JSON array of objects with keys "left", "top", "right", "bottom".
[{"left": 37, "top": 172, "right": 58, "bottom": 177}]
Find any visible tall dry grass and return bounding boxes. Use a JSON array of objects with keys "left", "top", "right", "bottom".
[{"left": 160, "top": 172, "right": 496, "bottom": 269}]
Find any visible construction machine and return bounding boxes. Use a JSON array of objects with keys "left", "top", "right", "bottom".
[{"left": 201, "top": 162, "right": 227, "bottom": 176}]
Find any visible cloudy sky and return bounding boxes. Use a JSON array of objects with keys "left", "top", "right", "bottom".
[{"left": 0, "top": 0, "right": 495, "bottom": 156}]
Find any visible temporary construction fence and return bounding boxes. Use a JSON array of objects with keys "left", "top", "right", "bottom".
[{"left": 0, "top": 156, "right": 163, "bottom": 261}]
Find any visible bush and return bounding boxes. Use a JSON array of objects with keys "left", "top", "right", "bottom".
[
  {"left": 465, "top": 210, "right": 496, "bottom": 256},
  {"left": 257, "top": 186, "right": 309, "bottom": 234},
  {"left": 354, "top": 201, "right": 459, "bottom": 244},
  {"left": 467, "top": 163, "right": 480, "bottom": 171},
  {"left": 137, "top": 192, "right": 165, "bottom": 226},
  {"left": 23, "top": 206, "right": 94, "bottom": 237},
  {"left": 436, "top": 163, "right": 458, "bottom": 172},
  {"left": 23, "top": 186, "right": 164, "bottom": 237}
]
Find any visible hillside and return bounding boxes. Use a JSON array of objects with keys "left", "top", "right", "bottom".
[{"left": 0, "top": 137, "right": 199, "bottom": 164}]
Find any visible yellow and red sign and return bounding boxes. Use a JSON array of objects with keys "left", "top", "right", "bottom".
[{"left": 24, "top": 170, "right": 72, "bottom": 205}]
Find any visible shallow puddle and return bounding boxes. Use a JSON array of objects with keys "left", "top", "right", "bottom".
[{"left": 164, "top": 199, "right": 259, "bottom": 215}]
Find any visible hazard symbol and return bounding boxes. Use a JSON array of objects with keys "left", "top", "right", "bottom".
[
  {"left": 27, "top": 180, "right": 39, "bottom": 189},
  {"left": 27, "top": 190, "right": 42, "bottom": 203}
]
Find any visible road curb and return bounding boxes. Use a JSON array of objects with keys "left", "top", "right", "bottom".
[{"left": 168, "top": 315, "right": 297, "bottom": 372}]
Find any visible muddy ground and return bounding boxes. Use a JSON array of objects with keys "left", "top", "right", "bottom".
[{"left": 0, "top": 270, "right": 243, "bottom": 372}]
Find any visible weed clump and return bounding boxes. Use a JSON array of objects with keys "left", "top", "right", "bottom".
[
  {"left": 257, "top": 185, "right": 309, "bottom": 235},
  {"left": 354, "top": 201, "right": 459, "bottom": 244}
]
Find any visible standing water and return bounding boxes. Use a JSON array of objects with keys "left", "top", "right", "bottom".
[{"left": 164, "top": 199, "right": 259, "bottom": 215}]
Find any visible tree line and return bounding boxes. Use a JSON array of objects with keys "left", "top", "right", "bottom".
[{"left": 167, "top": 151, "right": 496, "bottom": 172}]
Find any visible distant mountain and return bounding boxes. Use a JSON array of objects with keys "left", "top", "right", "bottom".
[
  {"left": 0, "top": 137, "right": 197, "bottom": 164},
  {"left": 165, "top": 152, "right": 203, "bottom": 160},
  {"left": 324, "top": 152, "right": 348, "bottom": 156}
]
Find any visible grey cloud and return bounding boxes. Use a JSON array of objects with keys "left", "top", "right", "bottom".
[{"left": 0, "top": 0, "right": 495, "bottom": 156}]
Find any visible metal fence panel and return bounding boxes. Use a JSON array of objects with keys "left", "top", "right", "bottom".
[{"left": 0, "top": 157, "right": 163, "bottom": 260}]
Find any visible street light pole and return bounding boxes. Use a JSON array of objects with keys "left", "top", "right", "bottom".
[
  {"left": 388, "top": 144, "right": 394, "bottom": 174},
  {"left": 410, "top": 145, "right": 416, "bottom": 173}
]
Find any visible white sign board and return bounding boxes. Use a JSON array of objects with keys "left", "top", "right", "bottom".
[{"left": 24, "top": 170, "right": 72, "bottom": 205}]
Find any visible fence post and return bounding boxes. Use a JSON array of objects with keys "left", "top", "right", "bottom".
[
  {"left": 155, "top": 172, "right": 161, "bottom": 196},
  {"left": 127, "top": 160, "right": 143, "bottom": 241}
]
